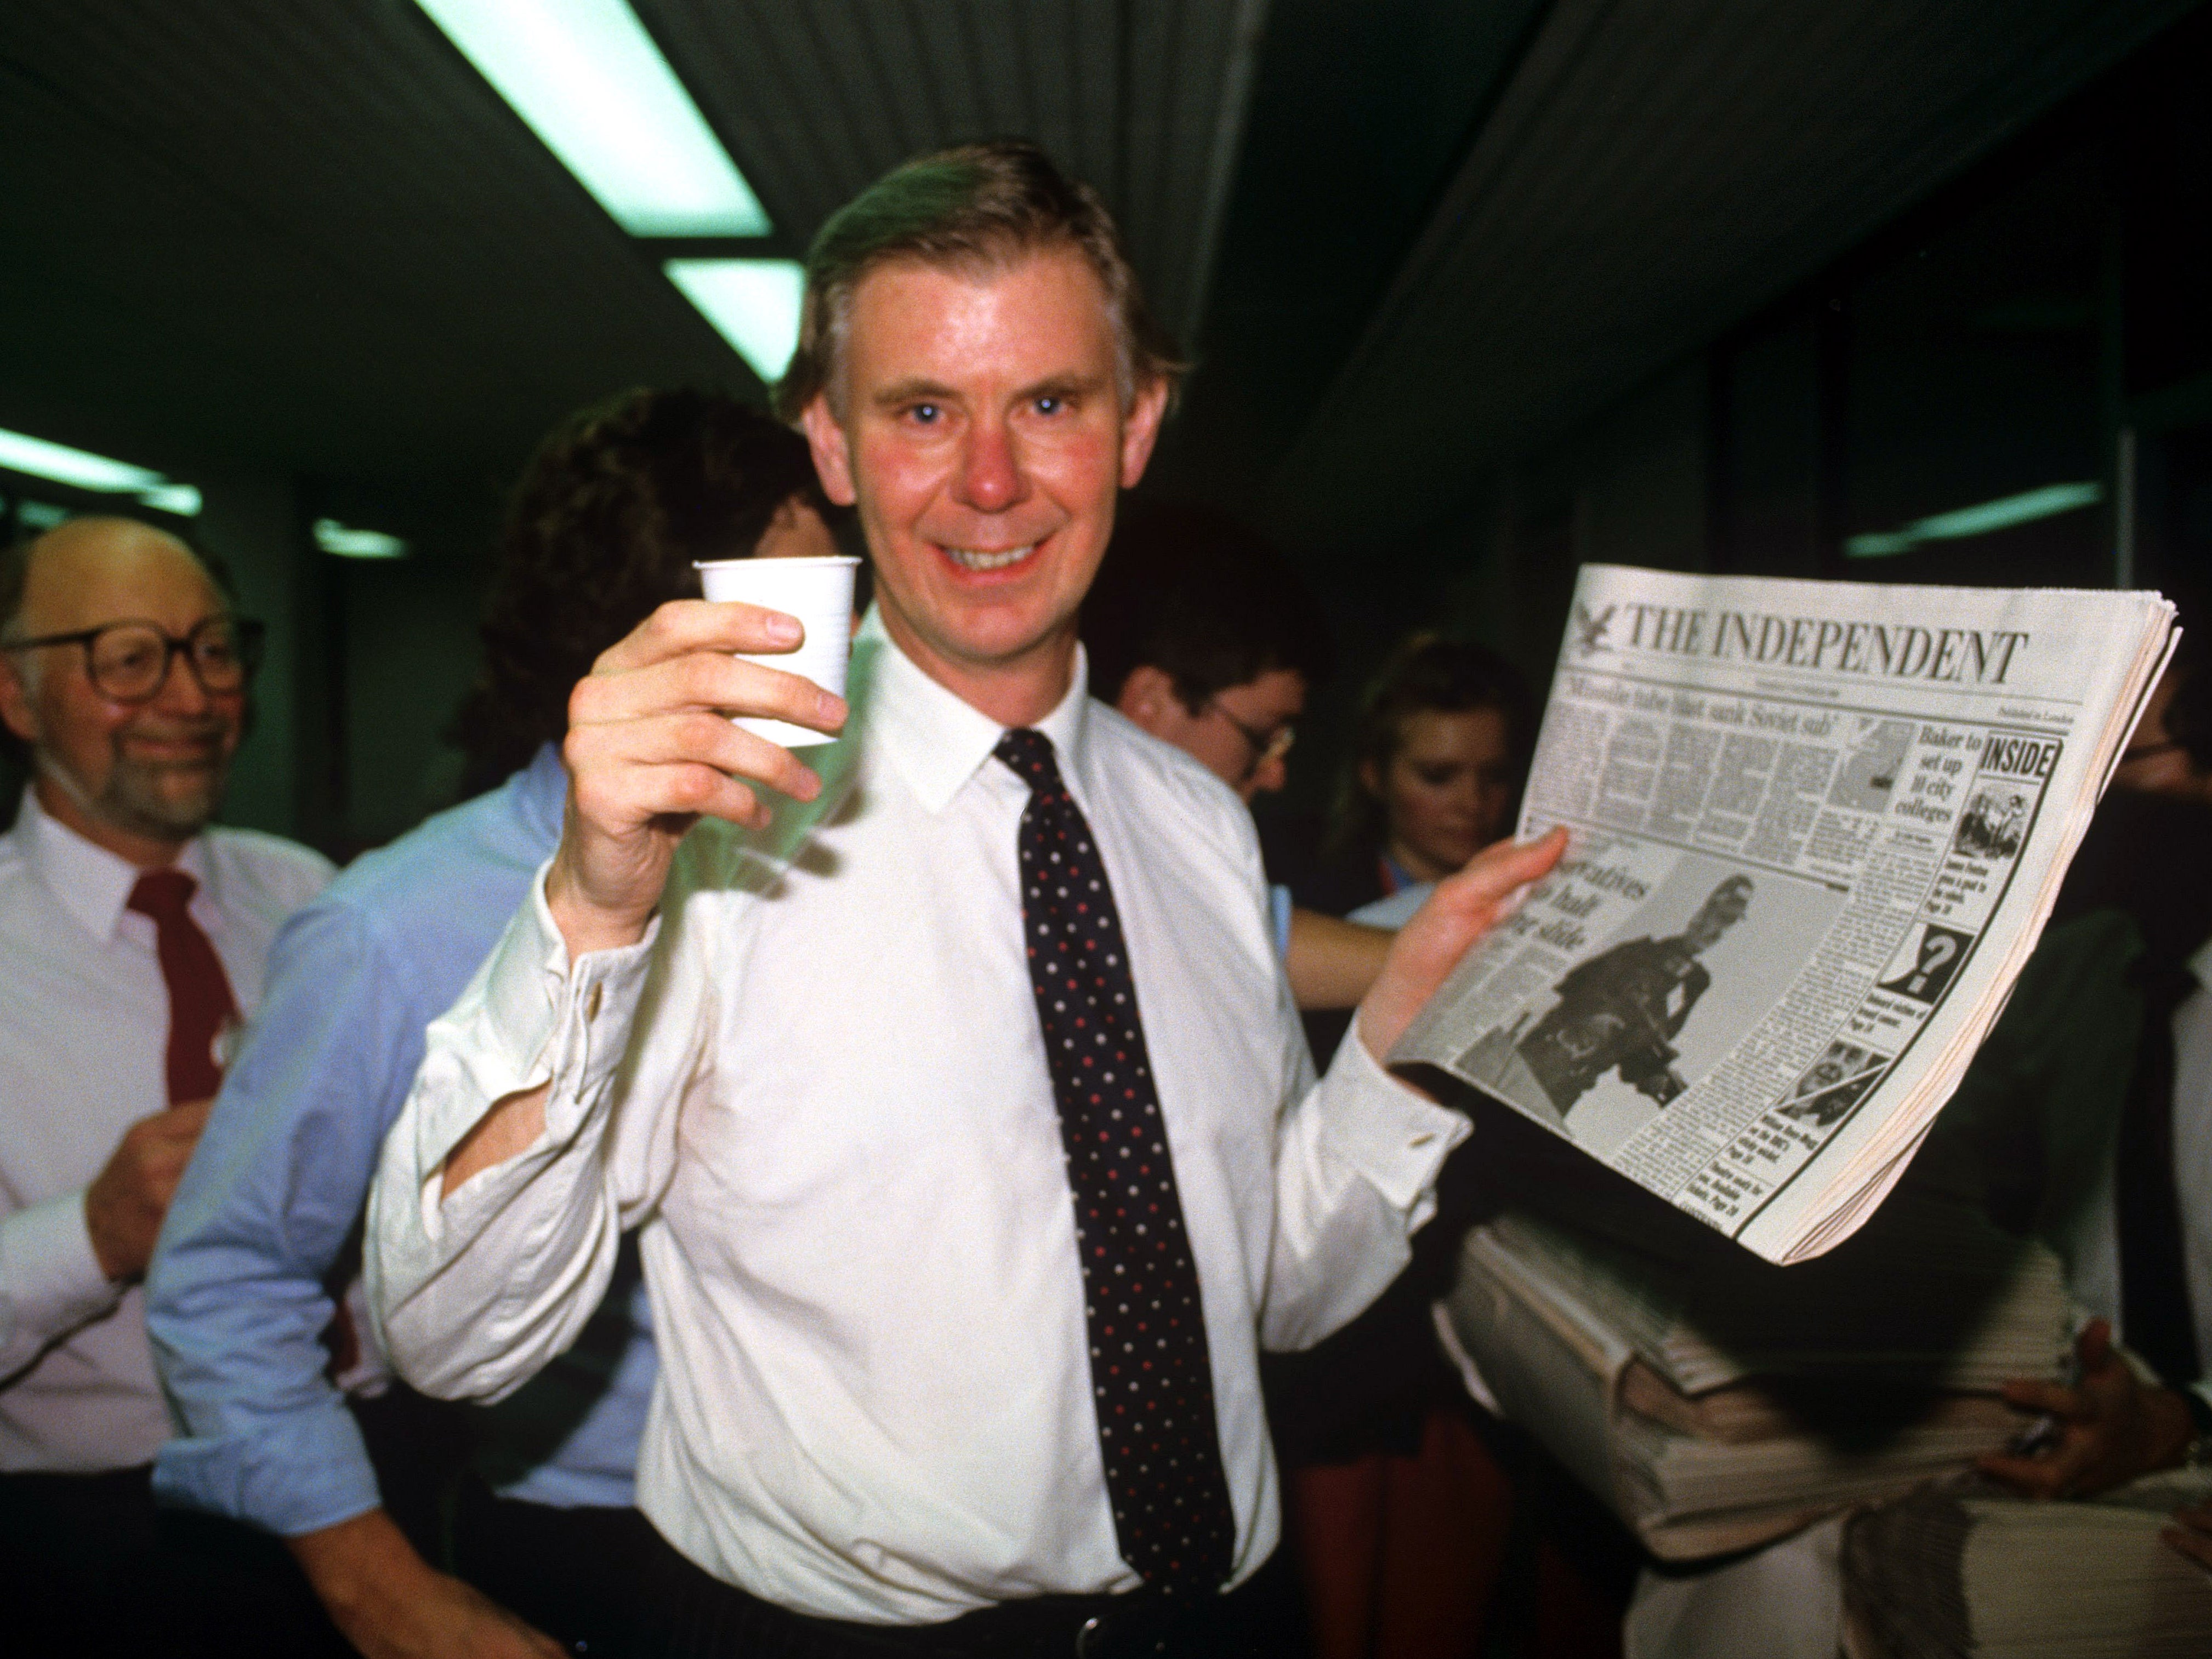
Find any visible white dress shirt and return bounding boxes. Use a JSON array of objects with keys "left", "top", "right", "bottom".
[
  {"left": 369, "top": 617, "right": 1468, "bottom": 1624},
  {"left": 0, "top": 788, "right": 331, "bottom": 1471}
]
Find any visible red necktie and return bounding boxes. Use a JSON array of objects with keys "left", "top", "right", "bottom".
[{"left": 127, "top": 869, "right": 240, "bottom": 1103}]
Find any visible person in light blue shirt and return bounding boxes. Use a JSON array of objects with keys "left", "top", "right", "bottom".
[{"left": 147, "top": 387, "right": 843, "bottom": 1659}]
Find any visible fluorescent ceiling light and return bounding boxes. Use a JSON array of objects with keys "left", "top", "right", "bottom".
[
  {"left": 1909, "top": 482, "right": 2104, "bottom": 540},
  {"left": 1844, "top": 531, "right": 1916, "bottom": 558},
  {"left": 0, "top": 427, "right": 163, "bottom": 494},
  {"left": 16, "top": 501, "right": 71, "bottom": 532},
  {"left": 417, "top": 0, "right": 769, "bottom": 237},
  {"left": 0, "top": 425, "right": 200, "bottom": 516},
  {"left": 1845, "top": 481, "right": 2103, "bottom": 558},
  {"left": 314, "top": 518, "right": 410, "bottom": 559},
  {"left": 666, "top": 258, "right": 805, "bottom": 383},
  {"left": 137, "top": 483, "right": 203, "bottom": 517}
]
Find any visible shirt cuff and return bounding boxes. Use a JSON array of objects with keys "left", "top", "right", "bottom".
[
  {"left": 497, "top": 862, "right": 660, "bottom": 1111},
  {"left": 408, "top": 863, "right": 658, "bottom": 1248},
  {"left": 1312, "top": 1028, "right": 1470, "bottom": 1224},
  {"left": 423, "top": 862, "right": 661, "bottom": 1183},
  {"left": 0, "top": 1188, "right": 123, "bottom": 1342}
]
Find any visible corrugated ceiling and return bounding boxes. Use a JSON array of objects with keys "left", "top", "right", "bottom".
[
  {"left": 0, "top": 0, "right": 1264, "bottom": 492},
  {"left": 1266, "top": 0, "right": 2205, "bottom": 551},
  {"left": 1, "top": 0, "right": 2203, "bottom": 561},
  {"left": 646, "top": 0, "right": 1264, "bottom": 341}
]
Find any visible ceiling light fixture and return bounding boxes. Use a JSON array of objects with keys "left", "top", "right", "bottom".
[
  {"left": 416, "top": 0, "right": 770, "bottom": 237},
  {"left": 0, "top": 425, "right": 201, "bottom": 517},
  {"left": 314, "top": 518, "right": 410, "bottom": 559},
  {"left": 665, "top": 259, "right": 806, "bottom": 384},
  {"left": 137, "top": 484, "right": 204, "bottom": 516},
  {"left": 1845, "top": 481, "right": 2103, "bottom": 558}
]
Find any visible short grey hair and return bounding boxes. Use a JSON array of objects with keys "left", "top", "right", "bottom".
[{"left": 774, "top": 139, "right": 1185, "bottom": 423}]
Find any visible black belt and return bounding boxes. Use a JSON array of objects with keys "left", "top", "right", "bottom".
[{"left": 647, "top": 1534, "right": 1295, "bottom": 1659}]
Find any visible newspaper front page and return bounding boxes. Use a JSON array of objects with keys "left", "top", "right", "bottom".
[{"left": 1392, "top": 564, "right": 2175, "bottom": 1263}]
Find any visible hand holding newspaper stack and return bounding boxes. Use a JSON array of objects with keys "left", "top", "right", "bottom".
[
  {"left": 1441, "top": 1192, "right": 2074, "bottom": 1559},
  {"left": 1392, "top": 564, "right": 2178, "bottom": 1263}
]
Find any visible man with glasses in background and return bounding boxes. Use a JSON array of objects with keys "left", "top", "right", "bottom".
[
  {"left": 0, "top": 515, "right": 333, "bottom": 1655},
  {"left": 1083, "top": 501, "right": 1394, "bottom": 1013}
]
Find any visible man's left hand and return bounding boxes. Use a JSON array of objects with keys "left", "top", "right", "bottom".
[
  {"left": 1356, "top": 828, "right": 1568, "bottom": 1063},
  {"left": 1979, "top": 1319, "right": 2196, "bottom": 1500}
]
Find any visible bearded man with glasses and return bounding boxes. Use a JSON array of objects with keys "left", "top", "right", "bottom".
[
  {"left": 4, "top": 580, "right": 265, "bottom": 853},
  {"left": 0, "top": 515, "right": 333, "bottom": 1656}
]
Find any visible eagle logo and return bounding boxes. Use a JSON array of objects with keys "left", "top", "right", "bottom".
[{"left": 1573, "top": 603, "right": 1615, "bottom": 656}]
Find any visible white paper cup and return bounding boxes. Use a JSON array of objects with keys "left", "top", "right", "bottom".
[{"left": 694, "top": 555, "right": 860, "bottom": 748}]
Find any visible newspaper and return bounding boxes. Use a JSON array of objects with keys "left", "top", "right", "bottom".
[
  {"left": 1392, "top": 564, "right": 2178, "bottom": 1264},
  {"left": 1441, "top": 1204, "right": 2068, "bottom": 1559},
  {"left": 1842, "top": 1471, "right": 2212, "bottom": 1657}
]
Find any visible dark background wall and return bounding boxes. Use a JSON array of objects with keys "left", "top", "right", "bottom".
[{"left": 1290, "top": 9, "right": 2212, "bottom": 842}]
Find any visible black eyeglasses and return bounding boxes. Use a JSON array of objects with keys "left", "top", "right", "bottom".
[
  {"left": 1208, "top": 699, "right": 1295, "bottom": 769},
  {"left": 3, "top": 617, "right": 265, "bottom": 704}
]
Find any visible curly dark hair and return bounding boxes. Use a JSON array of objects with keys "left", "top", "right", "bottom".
[
  {"left": 1329, "top": 632, "right": 1535, "bottom": 855},
  {"left": 451, "top": 388, "right": 832, "bottom": 796}
]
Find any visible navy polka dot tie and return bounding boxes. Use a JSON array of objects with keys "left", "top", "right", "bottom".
[{"left": 995, "top": 728, "right": 1235, "bottom": 1595}]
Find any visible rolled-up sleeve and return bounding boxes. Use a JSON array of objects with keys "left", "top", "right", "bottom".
[
  {"left": 1263, "top": 1024, "right": 1469, "bottom": 1353},
  {"left": 366, "top": 869, "right": 662, "bottom": 1405},
  {"left": 148, "top": 903, "right": 408, "bottom": 1535}
]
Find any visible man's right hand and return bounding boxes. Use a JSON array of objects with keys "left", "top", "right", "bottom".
[
  {"left": 289, "top": 1509, "right": 564, "bottom": 1659},
  {"left": 549, "top": 598, "right": 847, "bottom": 957},
  {"left": 84, "top": 1096, "right": 213, "bottom": 1281}
]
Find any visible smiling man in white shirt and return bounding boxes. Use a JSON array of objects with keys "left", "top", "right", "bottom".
[
  {"left": 367, "top": 141, "right": 1560, "bottom": 1659},
  {"left": 0, "top": 517, "right": 333, "bottom": 1655}
]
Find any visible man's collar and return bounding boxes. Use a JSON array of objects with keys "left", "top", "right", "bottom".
[
  {"left": 13, "top": 784, "right": 208, "bottom": 944},
  {"left": 860, "top": 608, "right": 1092, "bottom": 814}
]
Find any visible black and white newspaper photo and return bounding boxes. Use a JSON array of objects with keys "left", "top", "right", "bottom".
[{"left": 1392, "top": 563, "right": 2179, "bottom": 1263}]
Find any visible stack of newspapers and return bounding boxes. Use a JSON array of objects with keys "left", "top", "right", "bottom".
[
  {"left": 1439, "top": 1192, "right": 2072, "bottom": 1559},
  {"left": 1841, "top": 1473, "right": 2212, "bottom": 1657},
  {"left": 1392, "top": 565, "right": 2179, "bottom": 1264}
]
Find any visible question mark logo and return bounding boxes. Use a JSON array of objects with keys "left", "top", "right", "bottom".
[
  {"left": 1906, "top": 932, "right": 1958, "bottom": 996},
  {"left": 1883, "top": 925, "right": 1971, "bottom": 1002}
]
